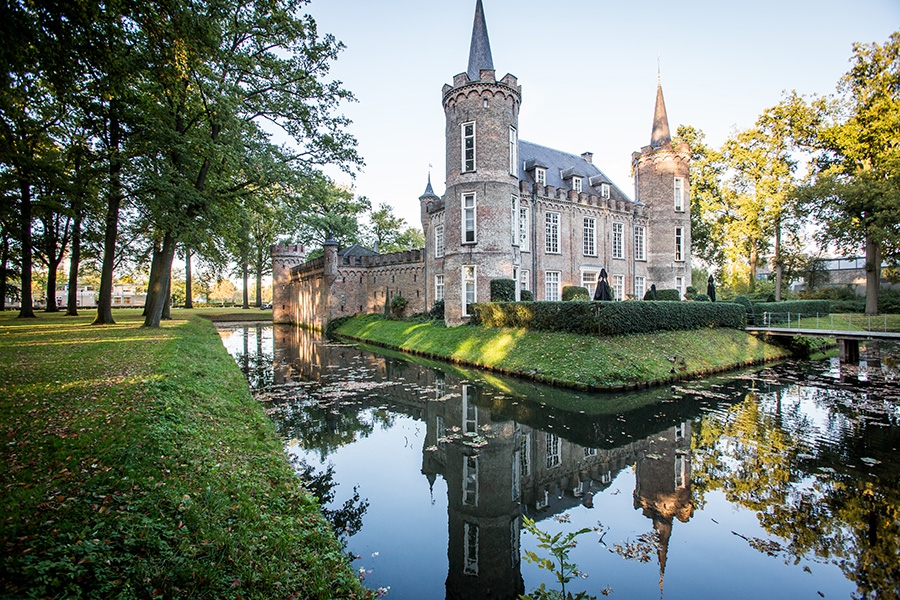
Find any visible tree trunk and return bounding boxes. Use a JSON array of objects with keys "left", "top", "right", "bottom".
[
  {"left": 45, "top": 260, "right": 59, "bottom": 313},
  {"left": 0, "top": 233, "right": 8, "bottom": 311},
  {"left": 66, "top": 213, "right": 82, "bottom": 316},
  {"left": 748, "top": 245, "right": 758, "bottom": 294},
  {"left": 144, "top": 232, "right": 176, "bottom": 327},
  {"left": 865, "top": 234, "right": 880, "bottom": 316},
  {"left": 241, "top": 262, "right": 249, "bottom": 309},
  {"left": 93, "top": 105, "right": 122, "bottom": 325},
  {"left": 143, "top": 240, "right": 163, "bottom": 318},
  {"left": 255, "top": 247, "right": 263, "bottom": 307},
  {"left": 17, "top": 180, "right": 35, "bottom": 319},
  {"left": 162, "top": 273, "right": 171, "bottom": 320},
  {"left": 774, "top": 221, "right": 782, "bottom": 301},
  {"left": 184, "top": 246, "right": 193, "bottom": 308}
]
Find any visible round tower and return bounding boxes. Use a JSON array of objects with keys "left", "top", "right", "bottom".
[
  {"left": 632, "top": 76, "right": 691, "bottom": 299},
  {"left": 439, "top": 0, "right": 522, "bottom": 325},
  {"left": 270, "top": 243, "right": 307, "bottom": 323}
]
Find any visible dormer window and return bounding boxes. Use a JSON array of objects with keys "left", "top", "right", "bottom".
[
  {"left": 601, "top": 183, "right": 610, "bottom": 199},
  {"left": 572, "top": 177, "right": 582, "bottom": 193},
  {"left": 535, "top": 168, "right": 546, "bottom": 185}
]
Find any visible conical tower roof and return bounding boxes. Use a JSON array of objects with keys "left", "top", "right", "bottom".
[
  {"left": 419, "top": 173, "right": 440, "bottom": 200},
  {"left": 650, "top": 74, "right": 671, "bottom": 148},
  {"left": 466, "top": 0, "right": 494, "bottom": 81}
]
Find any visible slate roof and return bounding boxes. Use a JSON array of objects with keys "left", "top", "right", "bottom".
[
  {"left": 466, "top": 0, "right": 494, "bottom": 81},
  {"left": 650, "top": 82, "right": 671, "bottom": 149},
  {"left": 338, "top": 244, "right": 378, "bottom": 258},
  {"left": 518, "top": 140, "right": 634, "bottom": 203}
]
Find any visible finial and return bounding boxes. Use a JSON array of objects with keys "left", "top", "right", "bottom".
[{"left": 657, "top": 52, "right": 661, "bottom": 84}]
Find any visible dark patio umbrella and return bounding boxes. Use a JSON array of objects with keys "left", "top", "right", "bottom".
[
  {"left": 706, "top": 275, "right": 717, "bottom": 302},
  {"left": 594, "top": 268, "right": 613, "bottom": 301}
]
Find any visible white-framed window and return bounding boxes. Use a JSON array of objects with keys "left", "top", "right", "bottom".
[
  {"left": 601, "top": 183, "right": 610, "bottom": 199},
  {"left": 520, "top": 432, "right": 531, "bottom": 477},
  {"left": 464, "top": 522, "right": 479, "bottom": 575},
  {"left": 572, "top": 176, "right": 582, "bottom": 193},
  {"left": 463, "top": 265, "right": 477, "bottom": 315},
  {"left": 511, "top": 454, "right": 521, "bottom": 501},
  {"left": 583, "top": 447, "right": 597, "bottom": 458},
  {"left": 634, "top": 225, "right": 646, "bottom": 261},
  {"left": 612, "top": 274, "right": 624, "bottom": 301},
  {"left": 520, "top": 269, "right": 530, "bottom": 294},
  {"left": 674, "top": 454, "right": 686, "bottom": 489},
  {"left": 509, "top": 126, "right": 518, "bottom": 176},
  {"left": 546, "top": 432, "right": 561, "bottom": 468},
  {"left": 545, "top": 212, "right": 560, "bottom": 254},
  {"left": 463, "top": 384, "right": 477, "bottom": 433},
  {"left": 463, "top": 193, "right": 476, "bottom": 244},
  {"left": 462, "top": 122, "right": 476, "bottom": 172},
  {"left": 463, "top": 455, "right": 478, "bottom": 506},
  {"left": 435, "top": 274, "right": 445, "bottom": 301},
  {"left": 511, "top": 196, "right": 519, "bottom": 246},
  {"left": 583, "top": 217, "right": 596, "bottom": 256},
  {"left": 612, "top": 222, "right": 624, "bottom": 259},
  {"left": 674, "top": 177, "right": 684, "bottom": 211},
  {"left": 519, "top": 205, "right": 530, "bottom": 251},
  {"left": 435, "top": 224, "right": 444, "bottom": 258},
  {"left": 535, "top": 167, "right": 546, "bottom": 185},
  {"left": 635, "top": 276, "right": 646, "bottom": 301},
  {"left": 675, "top": 276, "right": 684, "bottom": 300},
  {"left": 675, "top": 226, "right": 684, "bottom": 261},
  {"left": 581, "top": 270, "right": 598, "bottom": 298},
  {"left": 545, "top": 271, "right": 560, "bottom": 301}
]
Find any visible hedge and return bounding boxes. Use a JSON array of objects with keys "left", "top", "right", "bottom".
[
  {"left": 644, "top": 288, "right": 681, "bottom": 301},
  {"left": 562, "top": 286, "right": 590, "bottom": 301},
  {"left": 471, "top": 300, "right": 747, "bottom": 335},
  {"left": 490, "top": 279, "right": 516, "bottom": 301}
]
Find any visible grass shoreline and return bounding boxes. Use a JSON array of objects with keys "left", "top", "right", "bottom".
[
  {"left": 334, "top": 314, "right": 796, "bottom": 391},
  {"left": 0, "top": 309, "right": 369, "bottom": 599}
]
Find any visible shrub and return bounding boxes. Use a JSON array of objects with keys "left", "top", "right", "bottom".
[
  {"left": 645, "top": 288, "right": 681, "bottom": 301},
  {"left": 751, "top": 299, "right": 830, "bottom": 324},
  {"left": 732, "top": 295, "right": 754, "bottom": 324},
  {"left": 562, "top": 286, "right": 590, "bottom": 301},
  {"left": 520, "top": 289, "right": 534, "bottom": 301},
  {"left": 471, "top": 300, "right": 746, "bottom": 335},
  {"left": 390, "top": 295, "right": 409, "bottom": 318},
  {"left": 490, "top": 279, "right": 516, "bottom": 302},
  {"left": 430, "top": 299, "right": 445, "bottom": 319},
  {"left": 694, "top": 293, "right": 710, "bottom": 302},
  {"left": 685, "top": 286, "right": 698, "bottom": 301}
]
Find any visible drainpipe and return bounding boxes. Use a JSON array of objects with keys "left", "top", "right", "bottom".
[{"left": 531, "top": 191, "right": 537, "bottom": 296}]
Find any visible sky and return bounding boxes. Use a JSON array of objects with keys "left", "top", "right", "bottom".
[{"left": 304, "top": 0, "right": 899, "bottom": 230}]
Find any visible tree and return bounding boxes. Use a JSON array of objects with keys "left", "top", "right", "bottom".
[
  {"left": 290, "top": 173, "right": 370, "bottom": 249},
  {"left": 797, "top": 32, "right": 900, "bottom": 315},
  {"left": 366, "top": 202, "right": 425, "bottom": 253},
  {"left": 677, "top": 125, "right": 727, "bottom": 270}
]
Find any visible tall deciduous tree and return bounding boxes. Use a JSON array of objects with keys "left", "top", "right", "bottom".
[{"left": 798, "top": 32, "right": 900, "bottom": 315}]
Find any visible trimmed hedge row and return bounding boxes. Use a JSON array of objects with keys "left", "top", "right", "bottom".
[
  {"left": 471, "top": 300, "right": 747, "bottom": 335},
  {"left": 750, "top": 299, "right": 830, "bottom": 324}
]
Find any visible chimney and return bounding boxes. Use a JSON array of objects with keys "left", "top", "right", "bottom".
[{"left": 581, "top": 152, "right": 593, "bottom": 164}]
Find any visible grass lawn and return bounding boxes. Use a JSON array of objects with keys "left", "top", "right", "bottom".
[
  {"left": 335, "top": 314, "right": 794, "bottom": 389},
  {"left": 0, "top": 309, "right": 369, "bottom": 599}
]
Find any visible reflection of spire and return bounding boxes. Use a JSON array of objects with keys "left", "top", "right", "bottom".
[
  {"left": 654, "top": 514, "right": 673, "bottom": 596},
  {"left": 427, "top": 471, "right": 437, "bottom": 505}
]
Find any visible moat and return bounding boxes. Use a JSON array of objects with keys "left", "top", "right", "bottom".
[{"left": 219, "top": 323, "right": 900, "bottom": 599}]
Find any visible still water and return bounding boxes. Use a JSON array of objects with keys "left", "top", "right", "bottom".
[{"left": 219, "top": 323, "right": 900, "bottom": 599}]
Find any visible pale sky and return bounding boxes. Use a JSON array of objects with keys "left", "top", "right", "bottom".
[{"left": 305, "top": 0, "right": 899, "bottom": 230}]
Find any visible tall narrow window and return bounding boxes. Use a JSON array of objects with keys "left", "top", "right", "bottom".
[
  {"left": 509, "top": 126, "right": 518, "bottom": 176},
  {"left": 675, "top": 276, "right": 684, "bottom": 299},
  {"left": 546, "top": 432, "right": 561, "bottom": 468},
  {"left": 572, "top": 177, "right": 582, "bottom": 193},
  {"left": 463, "top": 193, "right": 476, "bottom": 244},
  {"left": 462, "top": 122, "right": 475, "bottom": 172},
  {"left": 435, "top": 224, "right": 444, "bottom": 258},
  {"left": 634, "top": 225, "right": 646, "bottom": 261},
  {"left": 601, "top": 183, "right": 610, "bottom": 199},
  {"left": 520, "top": 433, "right": 531, "bottom": 477},
  {"left": 463, "top": 456, "right": 478, "bottom": 506},
  {"left": 435, "top": 274, "right": 445, "bottom": 301},
  {"left": 463, "top": 265, "right": 476, "bottom": 316},
  {"left": 464, "top": 523, "right": 479, "bottom": 575},
  {"left": 535, "top": 168, "right": 546, "bottom": 185},
  {"left": 581, "top": 271, "right": 598, "bottom": 298},
  {"left": 511, "top": 196, "right": 519, "bottom": 245},
  {"left": 519, "top": 205, "right": 530, "bottom": 251},
  {"left": 545, "top": 212, "right": 560, "bottom": 254},
  {"left": 545, "top": 271, "right": 560, "bottom": 301},
  {"left": 635, "top": 276, "right": 646, "bottom": 301},
  {"left": 612, "top": 222, "right": 624, "bottom": 259},
  {"left": 612, "top": 274, "right": 624, "bottom": 301},
  {"left": 674, "top": 177, "right": 684, "bottom": 211},
  {"left": 520, "top": 269, "right": 530, "bottom": 294},
  {"left": 463, "top": 384, "right": 477, "bottom": 433},
  {"left": 675, "top": 227, "right": 684, "bottom": 261},
  {"left": 583, "top": 217, "right": 596, "bottom": 256}
]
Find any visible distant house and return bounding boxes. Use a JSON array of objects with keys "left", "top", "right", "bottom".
[{"left": 54, "top": 286, "right": 98, "bottom": 309}]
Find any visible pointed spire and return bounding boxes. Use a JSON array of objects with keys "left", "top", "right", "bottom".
[
  {"left": 419, "top": 172, "right": 440, "bottom": 200},
  {"left": 466, "top": 0, "right": 494, "bottom": 81},
  {"left": 650, "top": 68, "right": 671, "bottom": 149}
]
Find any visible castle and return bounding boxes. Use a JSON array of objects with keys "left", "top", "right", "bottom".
[{"left": 273, "top": 0, "right": 691, "bottom": 328}]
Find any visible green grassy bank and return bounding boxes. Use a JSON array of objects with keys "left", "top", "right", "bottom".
[
  {"left": 334, "top": 314, "right": 794, "bottom": 390},
  {"left": 0, "top": 309, "right": 369, "bottom": 599}
]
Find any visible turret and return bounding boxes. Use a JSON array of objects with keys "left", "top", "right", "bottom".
[
  {"left": 632, "top": 72, "right": 691, "bottom": 298},
  {"left": 271, "top": 243, "right": 307, "bottom": 323}
]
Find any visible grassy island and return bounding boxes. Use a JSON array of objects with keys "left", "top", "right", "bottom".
[
  {"left": 334, "top": 314, "right": 795, "bottom": 390},
  {"left": 0, "top": 309, "right": 369, "bottom": 599}
]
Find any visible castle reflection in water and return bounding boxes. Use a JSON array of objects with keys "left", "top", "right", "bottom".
[{"left": 265, "top": 324, "right": 694, "bottom": 600}]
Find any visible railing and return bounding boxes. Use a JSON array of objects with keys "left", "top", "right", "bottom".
[{"left": 758, "top": 312, "right": 893, "bottom": 333}]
